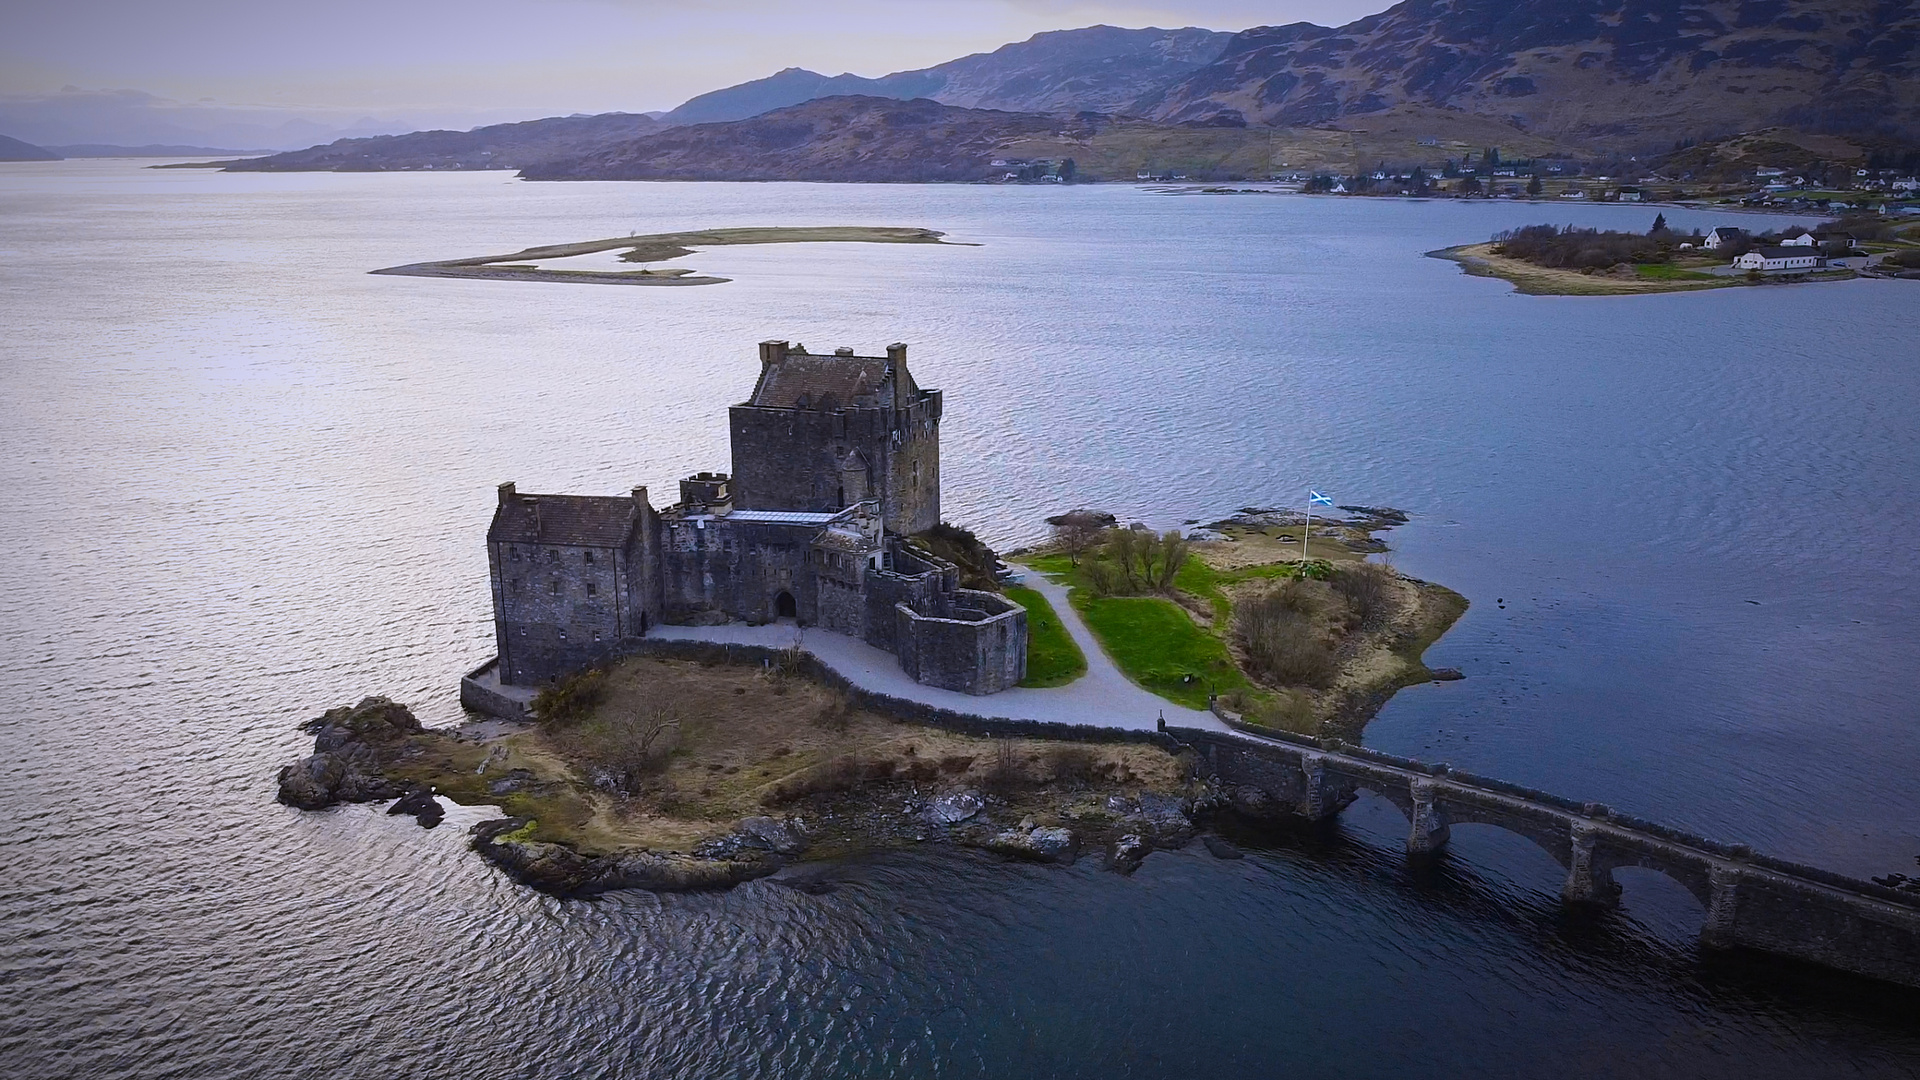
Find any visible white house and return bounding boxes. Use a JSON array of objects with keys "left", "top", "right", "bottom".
[
  {"left": 1780, "top": 231, "right": 1817, "bottom": 247},
  {"left": 1703, "top": 227, "right": 1745, "bottom": 250},
  {"left": 1734, "top": 247, "right": 1823, "bottom": 271}
]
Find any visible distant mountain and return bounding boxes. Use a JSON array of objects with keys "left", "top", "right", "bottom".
[
  {"left": 530, "top": 97, "right": 1070, "bottom": 181},
  {"left": 1135, "top": 0, "right": 1920, "bottom": 149},
  {"left": 49, "top": 143, "right": 262, "bottom": 158},
  {"left": 521, "top": 95, "right": 1363, "bottom": 183},
  {"left": 224, "top": 112, "right": 663, "bottom": 171},
  {"left": 661, "top": 25, "right": 1234, "bottom": 124},
  {"left": 0, "top": 134, "right": 61, "bottom": 161}
]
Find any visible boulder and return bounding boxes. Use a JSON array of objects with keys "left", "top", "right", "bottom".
[
  {"left": 925, "top": 790, "right": 984, "bottom": 825},
  {"left": 737, "top": 816, "right": 808, "bottom": 856},
  {"left": 1430, "top": 668, "right": 1466, "bottom": 681},
  {"left": 1109, "top": 834, "right": 1150, "bottom": 874},
  {"left": 986, "top": 825, "right": 1078, "bottom": 863},
  {"left": 276, "top": 753, "right": 347, "bottom": 810},
  {"left": 387, "top": 785, "right": 445, "bottom": 828}
]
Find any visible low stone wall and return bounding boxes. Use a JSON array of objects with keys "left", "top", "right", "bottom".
[{"left": 458, "top": 659, "right": 535, "bottom": 721}]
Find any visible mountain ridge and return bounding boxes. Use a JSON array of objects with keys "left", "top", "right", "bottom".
[
  {"left": 1136, "top": 0, "right": 1920, "bottom": 148},
  {"left": 662, "top": 26, "right": 1235, "bottom": 124}
]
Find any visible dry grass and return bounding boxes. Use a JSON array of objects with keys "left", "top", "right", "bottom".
[
  {"left": 451, "top": 657, "right": 1182, "bottom": 854},
  {"left": 1192, "top": 526, "right": 1368, "bottom": 571}
]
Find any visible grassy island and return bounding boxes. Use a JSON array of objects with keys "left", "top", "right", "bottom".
[{"left": 370, "top": 225, "right": 964, "bottom": 287}]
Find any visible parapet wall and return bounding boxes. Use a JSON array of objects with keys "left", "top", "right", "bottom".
[{"left": 893, "top": 590, "right": 1026, "bottom": 695}]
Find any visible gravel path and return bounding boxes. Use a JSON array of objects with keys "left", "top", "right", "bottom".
[{"left": 650, "top": 570, "right": 1221, "bottom": 732}]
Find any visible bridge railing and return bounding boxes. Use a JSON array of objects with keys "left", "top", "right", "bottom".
[{"left": 1184, "top": 715, "right": 1920, "bottom": 911}]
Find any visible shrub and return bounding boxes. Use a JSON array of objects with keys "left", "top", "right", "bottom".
[
  {"left": 566, "top": 704, "right": 680, "bottom": 797},
  {"left": 534, "top": 668, "right": 607, "bottom": 726},
  {"left": 1330, "top": 563, "right": 1397, "bottom": 627},
  {"left": 982, "top": 738, "right": 1024, "bottom": 793},
  {"left": 1491, "top": 224, "right": 1672, "bottom": 270},
  {"left": 1044, "top": 745, "right": 1099, "bottom": 785},
  {"left": 1234, "top": 586, "right": 1338, "bottom": 688}
]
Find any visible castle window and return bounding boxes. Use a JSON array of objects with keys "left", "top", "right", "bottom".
[
  {"left": 558, "top": 628, "right": 567, "bottom": 641},
  {"left": 510, "top": 549, "right": 521, "bottom": 563},
  {"left": 586, "top": 583, "right": 597, "bottom": 597},
  {"left": 591, "top": 630, "right": 601, "bottom": 642},
  {"left": 584, "top": 550, "right": 594, "bottom": 564},
  {"left": 548, "top": 550, "right": 558, "bottom": 564},
  {"left": 550, "top": 580, "right": 561, "bottom": 596},
  {"left": 510, "top": 578, "right": 520, "bottom": 593}
]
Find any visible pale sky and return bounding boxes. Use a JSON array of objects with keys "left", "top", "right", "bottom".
[{"left": 1, "top": 0, "right": 1392, "bottom": 145}]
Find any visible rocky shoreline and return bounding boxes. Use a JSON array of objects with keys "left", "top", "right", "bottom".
[{"left": 277, "top": 696, "right": 1245, "bottom": 897}]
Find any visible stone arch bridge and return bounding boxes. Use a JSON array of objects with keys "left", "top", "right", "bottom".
[{"left": 1168, "top": 724, "right": 1920, "bottom": 989}]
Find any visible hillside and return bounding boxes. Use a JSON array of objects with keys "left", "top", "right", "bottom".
[
  {"left": 522, "top": 94, "right": 1504, "bottom": 182},
  {"left": 662, "top": 25, "right": 1233, "bottom": 124},
  {"left": 0, "top": 134, "right": 61, "bottom": 161},
  {"left": 527, "top": 97, "right": 1070, "bottom": 182},
  {"left": 1136, "top": 0, "right": 1920, "bottom": 150},
  {"left": 224, "top": 112, "right": 662, "bottom": 171}
]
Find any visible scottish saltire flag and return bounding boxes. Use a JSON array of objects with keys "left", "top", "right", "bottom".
[{"left": 1308, "top": 490, "right": 1333, "bottom": 507}]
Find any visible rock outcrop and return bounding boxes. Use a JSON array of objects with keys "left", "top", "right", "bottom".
[
  {"left": 471, "top": 818, "right": 780, "bottom": 896},
  {"left": 274, "top": 697, "right": 422, "bottom": 811}
]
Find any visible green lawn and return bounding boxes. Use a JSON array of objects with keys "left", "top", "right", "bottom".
[
  {"left": 1635, "top": 263, "right": 1719, "bottom": 281},
  {"left": 1070, "top": 592, "right": 1248, "bottom": 709},
  {"left": 1024, "top": 550, "right": 1299, "bottom": 709},
  {"left": 1005, "top": 585, "right": 1086, "bottom": 688}
]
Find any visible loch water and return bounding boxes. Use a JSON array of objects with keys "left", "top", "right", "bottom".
[{"left": 3, "top": 161, "right": 1920, "bottom": 1078}]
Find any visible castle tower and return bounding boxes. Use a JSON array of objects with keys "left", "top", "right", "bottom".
[{"left": 728, "top": 340, "right": 941, "bottom": 535}]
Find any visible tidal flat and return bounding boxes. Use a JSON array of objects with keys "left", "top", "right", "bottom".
[{"left": 370, "top": 225, "right": 963, "bottom": 286}]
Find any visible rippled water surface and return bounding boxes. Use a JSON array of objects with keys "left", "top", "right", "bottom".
[{"left": 4, "top": 161, "right": 1920, "bottom": 1077}]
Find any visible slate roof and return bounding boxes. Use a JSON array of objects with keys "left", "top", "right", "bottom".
[
  {"left": 489, "top": 494, "right": 639, "bottom": 547},
  {"left": 748, "top": 352, "right": 891, "bottom": 410}
]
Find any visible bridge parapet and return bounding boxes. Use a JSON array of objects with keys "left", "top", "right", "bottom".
[{"left": 1169, "top": 723, "right": 1920, "bottom": 988}]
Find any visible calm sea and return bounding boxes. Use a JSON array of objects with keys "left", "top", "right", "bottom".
[{"left": 3, "top": 161, "right": 1918, "bottom": 1078}]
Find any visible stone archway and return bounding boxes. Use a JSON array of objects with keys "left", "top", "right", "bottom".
[{"left": 775, "top": 591, "right": 798, "bottom": 620}]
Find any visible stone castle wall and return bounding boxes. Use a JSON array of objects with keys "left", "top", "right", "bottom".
[
  {"left": 656, "top": 517, "right": 816, "bottom": 626},
  {"left": 728, "top": 393, "right": 941, "bottom": 535},
  {"left": 489, "top": 540, "right": 640, "bottom": 685},
  {"left": 893, "top": 589, "right": 1027, "bottom": 695}
]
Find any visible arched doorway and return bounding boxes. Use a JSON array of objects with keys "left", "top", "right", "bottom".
[{"left": 775, "top": 591, "right": 797, "bottom": 619}]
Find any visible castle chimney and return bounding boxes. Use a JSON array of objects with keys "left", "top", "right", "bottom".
[
  {"left": 887, "top": 342, "right": 907, "bottom": 364},
  {"left": 758, "top": 339, "right": 789, "bottom": 370},
  {"left": 526, "top": 497, "right": 541, "bottom": 538},
  {"left": 498, "top": 481, "right": 517, "bottom": 505},
  {"left": 834, "top": 346, "right": 854, "bottom": 356},
  {"left": 631, "top": 485, "right": 650, "bottom": 515}
]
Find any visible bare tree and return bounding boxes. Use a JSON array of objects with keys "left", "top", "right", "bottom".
[
  {"left": 1051, "top": 513, "right": 1104, "bottom": 566},
  {"left": 1154, "top": 530, "right": 1190, "bottom": 592},
  {"left": 1105, "top": 527, "right": 1143, "bottom": 593},
  {"left": 1047, "top": 510, "right": 1112, "bottom": 566}
]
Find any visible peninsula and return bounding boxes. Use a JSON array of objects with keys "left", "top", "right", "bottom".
[
  {"left": 1431, "top": 214, "right": 1920, "bottom": 296},
  {"left": 370, "top": 226, "right": 962, "bottom": 287}
]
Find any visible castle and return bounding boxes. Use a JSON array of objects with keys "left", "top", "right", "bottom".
[{"left": 479, "top": 340, "right": 1028, "bottom": 696}]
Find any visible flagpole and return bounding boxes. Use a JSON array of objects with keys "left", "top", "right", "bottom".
[{"left": 1302, "top": 488, "right": 1311, "bottom": 565}]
